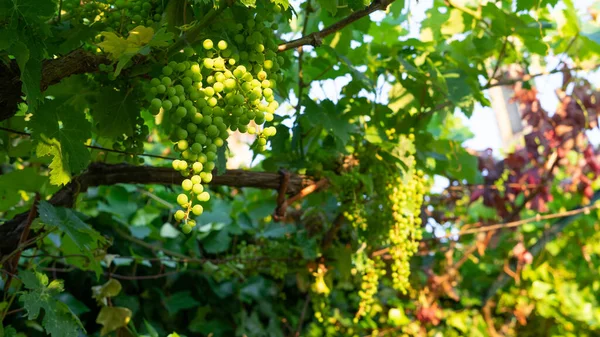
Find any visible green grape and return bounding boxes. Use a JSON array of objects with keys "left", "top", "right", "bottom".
[
  {"left": 175, "top": 106, "right": 187, "bottom": 118},
  {"left": 192, "top": 204, "right": 204, "bottom": 216},
  {"left": 174, "top": 130, "right": 187, "bottom": 142},
  {"left": 178, "top": 138, "right": 190, "bottom": 151},
  {"left": 182, "top": 179, "right": 193, "bottom": 191},
  {"left": 174, "top": 210, "right": 186, "bottom": 221},
  {"left": 162, "top": 100, "right": 173, "bottom": 111},
  {"left": 203, "top": 39, "right": 214, "bottom": 50},
  {"left": 177, "top": 193, "right": 189, "bottom": 206},
  {"left": 151, "top": 98, "right": 162, "bottom": 109},
  {"left": 197, "top": 191, "right": 210, "bottom": 202},
  {"left": 181, "top": 223, "right": 192, "bottom": 234},
  {"left": 217, "top": 40, "right": 228, "bottom": 50},
  {"left": 192, "top": 183, "right": 204, "bottom": 194},
  {"left": 162, "top": 66, "right": 173, "bottom": 76}
]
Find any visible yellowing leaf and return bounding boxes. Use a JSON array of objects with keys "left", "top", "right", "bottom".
[
  {"left": 96, "top": 306, "right": 132, "bottom": 336},
  {"left": 126, "top": 26, "right": 154, "bottom": 46},
  {"left": 92, "top": 279, "right": 122, "bottom": 305},
  {"left": 97, "top": 32, "right": 128, "bottom": 59},
  {"left": 36, "top": 138, "right": 71, "bottom": 186},
  {"left": 98, "top": 26, "right": 154, "bottom": 60}
]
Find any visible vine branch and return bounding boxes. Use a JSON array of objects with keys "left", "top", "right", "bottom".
[
  {"left": 277, "top": 0, "right": 396, "bottom": 52},
  {"left": 0, "top": 163, "right": 316, "bottom": 261}
]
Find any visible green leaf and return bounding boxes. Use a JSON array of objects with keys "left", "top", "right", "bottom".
[
  {"left": 240, "top": 0, "right": 256, "bottom": 7},
  {"left": 38, "top": 201, "right": 106, "bottom": 250},
  {"left": 202, "top": 229, "right": 231, "bottom": 254},
  {"left": 96, "top": 306, "right": 132, "bottom": 336},
  {"left": 19, "top": 271, "right": 84, "bottom": 337},
  {"left": 164, "top": 291, "right": 200, "bottom": 315},
  {"left": 318, "top": 0, "right": 337, "bottom": 16},
  {"left": 270, "top": 0, "right": 289, "bottom": 10},
  {"left": 0, "top": 168, "right": 48, "bottom": 192},
  {"left": 29, "top": 97, "right": 92, "bottom": 185},
  {"left": 91, "top": 87, "right": 139, "bottom": 138},
  {"left": 143, "top": 320, "right": 159, "bottom": 337},
  {"left": 216, "top": 141, "right": 227, "bottom": 176}
]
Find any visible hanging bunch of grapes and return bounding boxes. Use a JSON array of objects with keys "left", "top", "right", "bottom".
[{"left": 143, "top": 2, "right": 284, "bottom": 232}]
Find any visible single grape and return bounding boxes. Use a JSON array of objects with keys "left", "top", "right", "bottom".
[
  {"left": 175, "top": 210, "right": 186, "bottom": 221},
  {"left": 177, "top": 193, "right": 189, "bottom": 206},
  {"left": 203, "top": 39, "right": 214, "bottom": 50},
  {"left": 182, "top": 179, "right": 193, "bottom": 191}
]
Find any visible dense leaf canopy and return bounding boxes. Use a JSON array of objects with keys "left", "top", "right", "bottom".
[{"left": 1, "top": 0, "right": 600, "bottom": 336}]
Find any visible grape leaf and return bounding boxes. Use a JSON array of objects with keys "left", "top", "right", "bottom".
[
  {"left": 98, "top": 26, "right": 173, "bottom": 75},
  {"left": 35, "top": 139, "right": 72, "bottom": 186},
  {"left": 91, "top": 87, "right": 139, "bottom": 138},
  {"left": 38, "top": 201, "right": 106, "bottom": 251},
  {"left": 29, "top": 97, "right": 91, "bottom": 185},
  {"left": 19, "top": 271, "right": 84, "bottom": 337},
  {"left": 240, "top": 0, "right": 257, "bottom": 7},
  {"left": 270, "top": 0, "right": 289, "bottom": 10},
  {"left": 216, "top": 141, "right": 227, "bottom": 175},
  {"left": 164, "top": 291, "right": 200, "bottom": 315},
  {"left": 318, "top": 0, "right": 337, "bottom": 16},
  {"left": 96, "top": 306, "right": 132, "bottom": 336},
  {"left": 92, "top": 279, "right": 123, "bottom": 305}
]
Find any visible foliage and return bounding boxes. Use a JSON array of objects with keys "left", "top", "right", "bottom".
[{"left": 1, "top": 0, "right": 600, "bottom": 337}]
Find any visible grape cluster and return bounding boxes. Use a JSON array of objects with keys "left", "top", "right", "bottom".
[
  {"left": 143, "top": 5, "right": 284, "bottom": 231},
  {"left": 383, "top": 169, "right": 426, "bottom": 293},
  {"left": 355, "top": 256, "right": 385, "bottom": 321},
  {"left": 64, "top": 0, "right": 163, "bottom": 33},
  {"left": 111, "top": 117, "right": 149, "bottom": 164},
  {"left": 106, "top": 0, "right": 163, "bottom": 32}
]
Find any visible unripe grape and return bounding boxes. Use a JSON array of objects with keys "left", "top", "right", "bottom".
[
  {"left": 224, "top": 78, "right": 237, "bottom": 90},
  {"left": 175, "top": 210, "right": 186, "bottom": 221},
  {"left": 161, "top": 77, "right": 172, "bottom": 86},
  {"left": 203, "top": 58, "right": 214, "bottom": 69},
  {"left": 162, "top": 66, "right": 173, "bottom": 76},
  {"left": 192, "top": 204, "right": 204, "bottom": 216},
  {"left": 182, "top": 179, "right": 193, "bottom": 191},
  {"left": 177, "top": 193, "right": 189, "bottom": 206},
  {"left": 175, "top": 106, "right": 187, "bottom": 118},
  {"left": 151, "top": 98, "right": 162, "bottom": 109},
  {"left": 187, "top": 123, "right": 198, "bottom": 133},
  {"left": 162, "top": 100, "right": 173, "bottom": 111},
  {"left": 191, "top": 142, "right": 202, "bottom": 154},
  {"left": 191, "top": 175, "right": 201, "bottom": 184},
  {"left": 177, "top": 139, "right": 189, "bottom": 151},
  {"left": 181, "top": 223, "right": 192, "bottom": 234},
  {"left": 192, "top": 183, "right": 204, "bottom": 194},
  {"left": 176, "top": 128, "right": 188, "bottom": 140},
  {"left": 205, "top": 162, "right": 216, "bottom": 171},
  {"left": 203, "top": 39, "right": 214, "bottom": 50},
  {"left": 197, "top": 191, "right": 210, "bottom": 202},
  {"left": 192, "top": 113, "right": 203, "bottom": 124},
  {"left": 214, "top": 58, "right": 225, "bottom": 69},
  {"left": 217, "top": 40, "right": 228, "bottom": 50}
]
